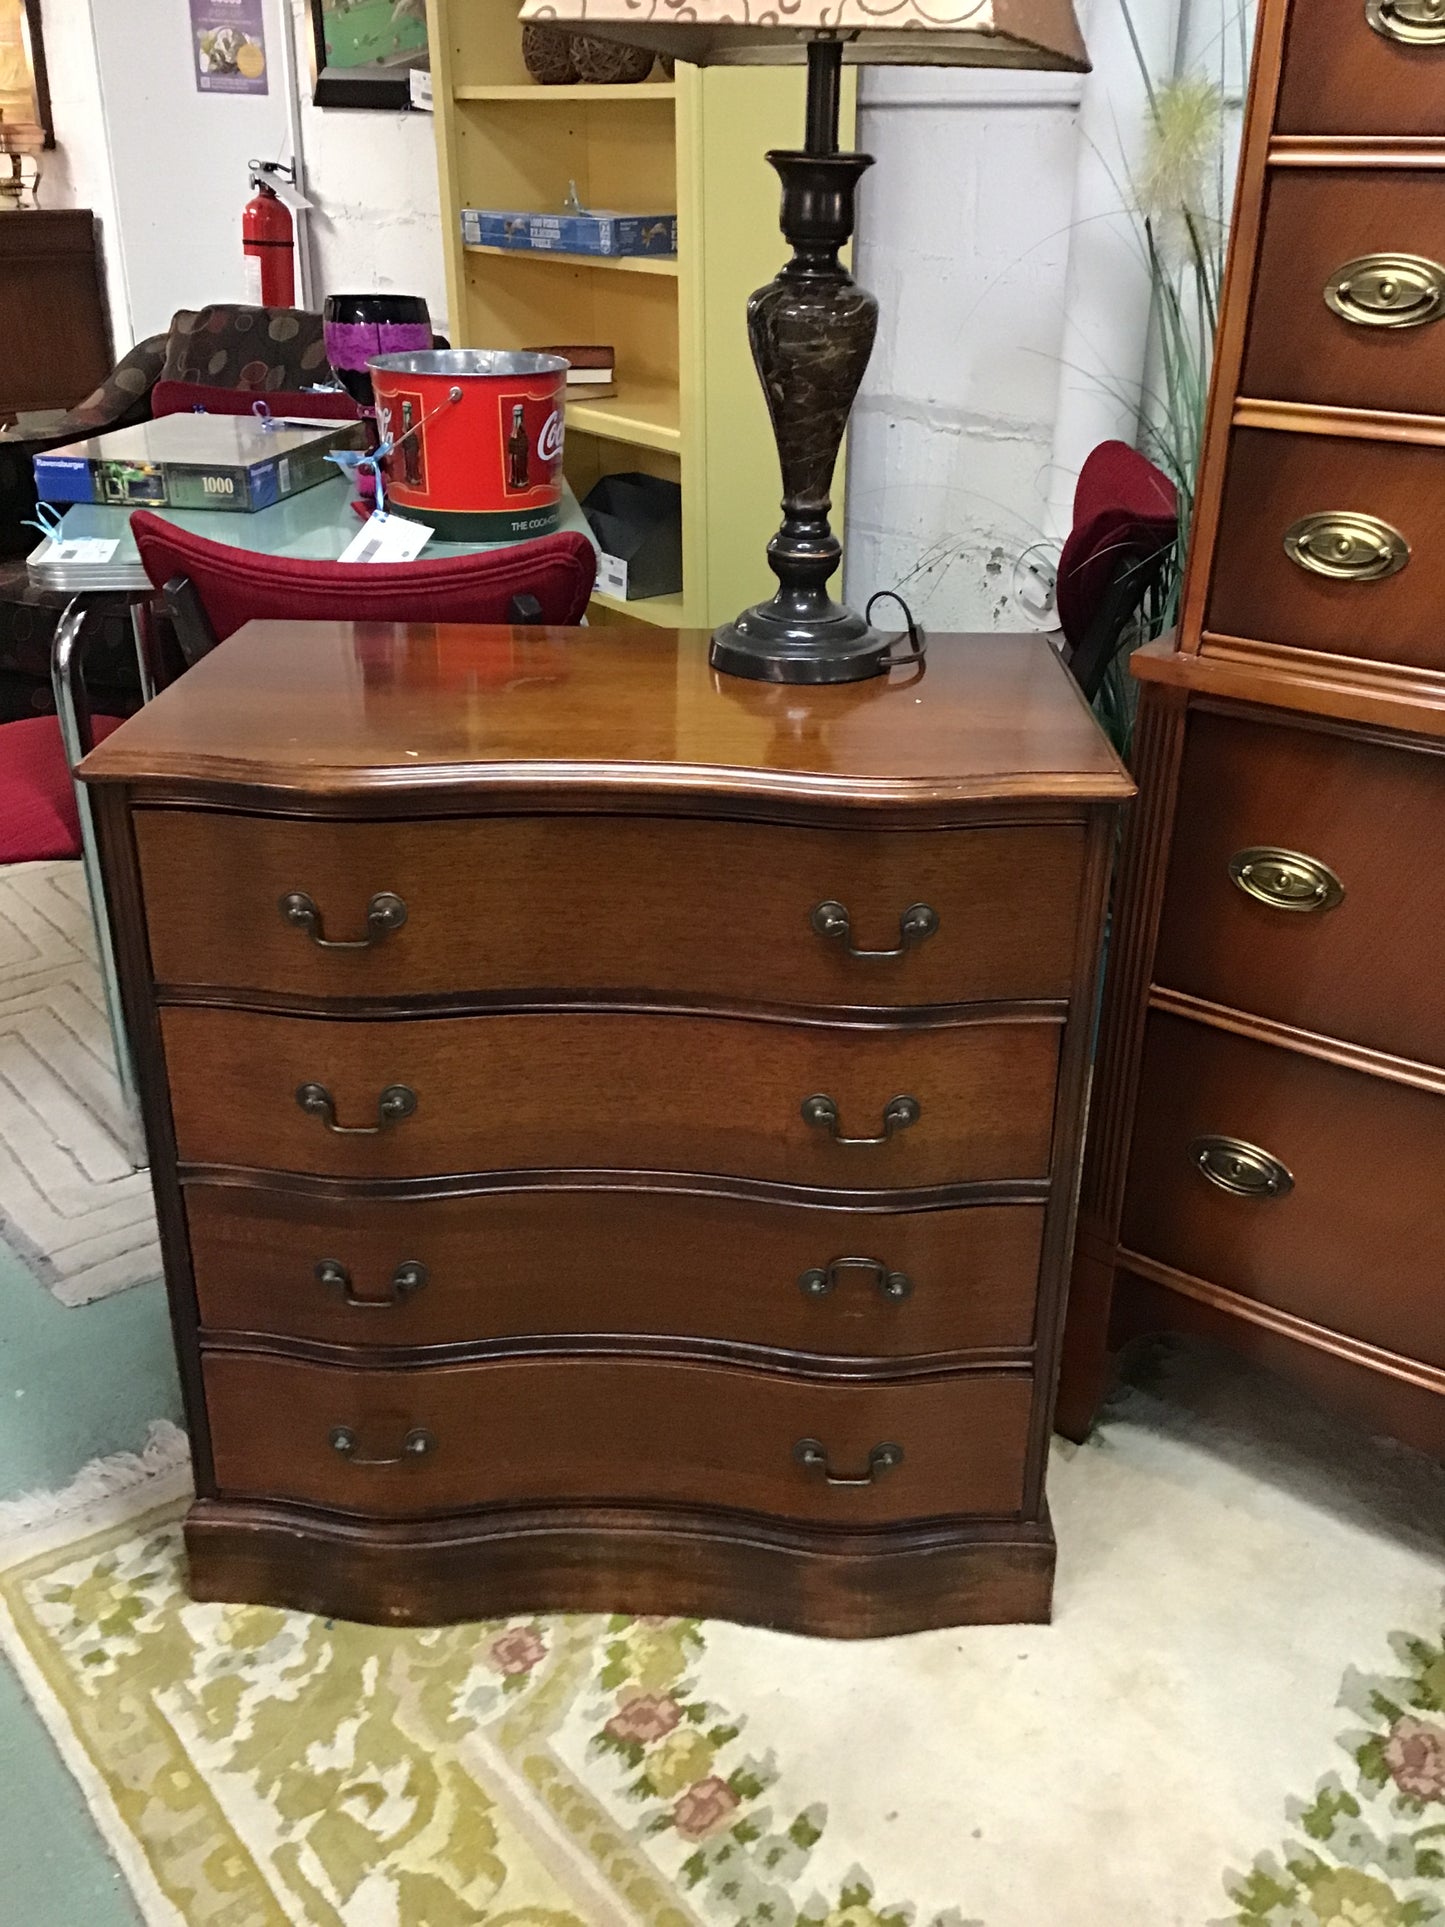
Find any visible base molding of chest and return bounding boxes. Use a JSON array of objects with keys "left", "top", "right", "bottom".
[{"left": 182, "top": 1496, "right": 1056, "bottom": 1637}]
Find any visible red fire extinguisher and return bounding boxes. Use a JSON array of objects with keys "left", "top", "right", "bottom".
[{"left": 243, "top": 161, "right": 296, "bottom": 307}]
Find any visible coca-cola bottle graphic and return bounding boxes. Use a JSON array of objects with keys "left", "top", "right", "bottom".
[
  {"left": 506, "top": 403, "right": 530, "bottom": 491},
  {"left": 400, "top": 401, "right": 423, "bottom": 488}
]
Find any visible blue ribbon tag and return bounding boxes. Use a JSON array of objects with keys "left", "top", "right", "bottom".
[{"left": 22, "top": 501, "right": 66, "bottom": 544}]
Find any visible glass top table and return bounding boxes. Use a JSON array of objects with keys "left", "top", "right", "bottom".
[{"left": 27, "top": 476, "right": 595, "bottom": 595}]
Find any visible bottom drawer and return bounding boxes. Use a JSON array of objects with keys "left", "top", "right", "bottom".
[
  {"left": 1122, "top": 1014, "right": 1445, "bottom": 1369},
  {"left": 202, "top": 1352, "right": 1034, "bottom": 1525}
]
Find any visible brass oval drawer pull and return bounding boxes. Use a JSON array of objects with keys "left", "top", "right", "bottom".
[
  {"left": 329, "top": 1424, "right": 434, "bottom": 1465},
  {"left": 810, "top": 899, "right": 939, "bottom": 960},
  {"left": 1229, "top": 847, "right": 1344, "bottom": 914},
  {"left": 1325, "top": 253, "right": 1445, "bottom": 331},
  {"left": 1189, "top": 1135, "right": 1294, "bottom": 1200},
  {"left": 799, "top": 1256, "right": 913, "bottom": 1302},
  {"left": 793, "top": 1438, "right": 903, "bottom": 1487},
  {"left": 1283, "top": 512, "right": 1409, "bottom": 583},
  {"left": 296, "top": 1082, "right": 417, "bottom": 1135},
  {"left": 801, "top": 1092, "right": 920, "bottom": 1145},
  {"left": 280, "top": 890, "right": 407, "bottom": 951},
  {"left": 1366, "top": 0, "right": 1445, "bottom": 44},
  {"left": 316, "top": 1258, "right": 429, "bottom": 1307}
]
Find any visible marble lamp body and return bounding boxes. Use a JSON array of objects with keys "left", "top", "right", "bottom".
[{"left": 518, "top": 0, "right": 1089, "bottom": 682}]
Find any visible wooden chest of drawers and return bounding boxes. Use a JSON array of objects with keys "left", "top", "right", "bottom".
[
  {"left": 81, "top": 622, "right": 1128, "bottom": 1634},
  {"left": 1060, "top": 0, "right": 1445, "bottom": 1459}
]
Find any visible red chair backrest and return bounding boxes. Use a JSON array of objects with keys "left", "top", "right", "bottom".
[
  {"left": 130, "top": 510, "right": 598, "bottom": 643},
  {"left": 150, "top": 381, "right": 362, "bottom": 422}
]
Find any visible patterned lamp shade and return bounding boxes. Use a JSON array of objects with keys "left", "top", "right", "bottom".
[{"left": 514, "top": 0, "right": 1090, "bottom": 69}]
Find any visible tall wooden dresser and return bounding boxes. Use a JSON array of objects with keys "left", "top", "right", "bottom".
[
  {"left": 1059, "top": 0, "right": 1445, "bottom": 1458},
  {"left": 81, "top": 623, "right": 1129, "bottom": 1635}
]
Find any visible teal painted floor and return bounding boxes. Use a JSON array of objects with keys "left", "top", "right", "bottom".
[{"left": 0, "top": 1240, "right": 183, "bottom": 1925}]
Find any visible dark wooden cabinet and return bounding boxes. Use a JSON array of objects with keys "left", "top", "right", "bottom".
[
  {"left": 1060, "top": 0, "right": 1445, "bottom": 1461},
  {"left": 0, "top": 209, "right": 111, "bottom": 417},
  {"left": 81, "top": 623, "right": 1128, "bottom": 1635}
]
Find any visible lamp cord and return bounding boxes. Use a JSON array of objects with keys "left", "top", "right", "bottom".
[{"left": 865, "top": 590, "right": 927, "bottom": 670}]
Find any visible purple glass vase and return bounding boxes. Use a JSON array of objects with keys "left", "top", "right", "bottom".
[{"left": 323, "top": 293, "right": 432, "bottom": 410}]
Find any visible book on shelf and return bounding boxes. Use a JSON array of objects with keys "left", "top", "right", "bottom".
[{"left": 531, "top": 345, "right": 617, "bottom": 399}]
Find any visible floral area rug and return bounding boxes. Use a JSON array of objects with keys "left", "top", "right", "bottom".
[{"left": 0, "top": 1345, "right": 1442, "bottom": 1927}]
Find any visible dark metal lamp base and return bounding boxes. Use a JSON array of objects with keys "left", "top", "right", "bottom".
[
  {"left": 707, "top": 38, "right": 891, "bottom": 689},
  {"left": 709, "top": 597, "right": 892, "bottom": 684}
]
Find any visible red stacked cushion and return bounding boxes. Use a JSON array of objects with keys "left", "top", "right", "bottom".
[{"left": 0, "top": 714, "right": 126, "bottom": 863}]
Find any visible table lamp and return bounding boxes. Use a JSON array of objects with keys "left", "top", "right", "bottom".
[
  {"left": 517, "top": 0, "right": 1088, "bottom": 683},
  {"left": 0, "top": 109, "right": 42, "bottom": 208}
]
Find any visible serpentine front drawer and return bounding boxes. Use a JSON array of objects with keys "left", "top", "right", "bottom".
[
  {"left": 201, "top": 1351, "right": 1035, "bottom": 1525},
  {"left": 185, "top": 1183, "right": 1047, "bottom": 1358},
  {"left": 160, "top": 1005, "right": 1062, "bottom": 1187},
  {"left": 134, "top": 809, "right": 1087, "bottom": 1011}
]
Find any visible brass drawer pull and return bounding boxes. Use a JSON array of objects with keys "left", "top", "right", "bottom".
[
  {"left": 1189, "top": 1135, "right": 1294, "bottom": 1200},
  {"left": 280, "top": 890, "right": 407, "bottom": 951},
  {"left": 296, "top": 1082, "right": 417, "bottom": 1135},
  {"left": 793, "top": 1438, "right": 903, "bottom": 1487},
  {"left": 1366, "top": 0, "right": 1445, "bottom": 44},
  {"left": 329, "top": 1424, "right": 434, "bottom": 1465},
  {"left": 1229, "top": 847, "right": 1344, "bottom": 914},
  {"left": 810, "top": 899, "right": 939, "bottom": 960},
  {"left": 799, "top": 1256, "right": 913, "bottom": 1302},
  {"left": 801, "top": 1092, "right": 920, "bottom": 1145},
  {"left": 1284, "top": 512, "right": 1409, "bottom": 583},
  {"left": 1325, "top": 253, "right": 1445, "bottom": 331},
  {"left": 315, "top": 1258, "right": 428, "bottom": 1307}
]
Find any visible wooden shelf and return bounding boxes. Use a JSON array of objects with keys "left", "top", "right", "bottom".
[
  {"left": 463, "top": 242, "right": 679, "bottom": 277},
  {"left": 589, "top": 587, "right": 688, "bottom": 626},
  {"left": 454, "top": 81, "right": 676, "bottom": 102},
  {"left": 426, "top": 0, "right": 848, "bottom": 628},
  {"left": 567, "top": 386, "right": 680, "bottom": 452}
]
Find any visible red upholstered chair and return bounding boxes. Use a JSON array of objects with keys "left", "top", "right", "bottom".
[
  {"left": 0, "top": 711, "right": 127, "bottom": 862},
  {"left": 1055, "top": 440, "right": 1178, "bottom": 703},
  {"left": 130, "top": 512, "right": 598, "bottom": 666},
  {"left": 149, "top": 380, "right": 363, "bottom": 423}
]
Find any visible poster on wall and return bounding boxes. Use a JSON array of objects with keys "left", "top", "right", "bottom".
[
  {"left": 307, "top": 0, "right": 429, "bottom": 111},
  {"left": 190, "top": 0, "right": 269, "bottom": 94}
]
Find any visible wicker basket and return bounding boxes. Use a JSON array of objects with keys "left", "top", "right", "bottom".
[
  {"left": 521, "top": 23, "right": 580, "bottom": 84},
  {"left": 571, "top": 35, "right": 655, "bottom": 83}
]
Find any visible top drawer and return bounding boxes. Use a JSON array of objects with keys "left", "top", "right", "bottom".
[
  {"left": 1276, "top": 0, "right": 1445, "bottom": 137},
  {"left": 135, "top": 810, "right": 1086, "bottom": 1011},
  {"left": 1242, "top": 170, "right": 1445, "bottom": 418}
]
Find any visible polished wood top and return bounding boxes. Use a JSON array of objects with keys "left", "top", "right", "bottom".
[{"left": 80, "top": 624, "right": 1131, "bottom": 811}]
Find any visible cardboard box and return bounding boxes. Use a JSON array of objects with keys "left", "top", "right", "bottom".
[
  {"left": 32, "top": 414, "right": 369, "bottom": 514},
  {"left": 461, "top": 209, "right": 677, "bottom": 258}
]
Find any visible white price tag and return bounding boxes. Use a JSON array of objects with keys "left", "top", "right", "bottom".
[
  {"left": 337, "top": 513, "right": 434, "bottom": 565},
  {"left": 409, "top": 67, "right": 434, "bottom": 110},
  {"left": 51, "top": 537, "right": 120, "bottom": 566},
  {"left": 596, "top": 549, "right": 629, "bottom": 598}
]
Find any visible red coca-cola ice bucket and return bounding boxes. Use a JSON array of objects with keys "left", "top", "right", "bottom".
[{"left": 368, "top": 348, "right": 569, "bottom": 541}]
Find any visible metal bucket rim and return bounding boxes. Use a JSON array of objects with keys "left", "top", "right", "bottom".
[{"left": 368, "top": 349, "right": 570, "bottom": 378}]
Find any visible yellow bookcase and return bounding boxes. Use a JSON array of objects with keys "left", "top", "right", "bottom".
[{"left": 423, "top": 0, "right": 854, "bottom": 627}]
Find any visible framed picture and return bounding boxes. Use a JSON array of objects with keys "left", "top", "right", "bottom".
[{"left": 307, "top": 0, "right": 429, "bottom": 110}]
